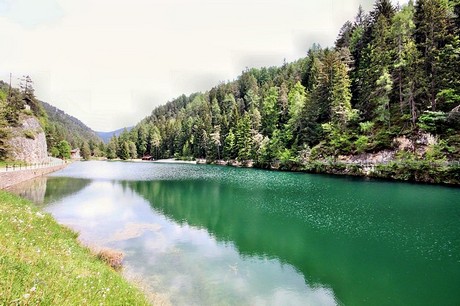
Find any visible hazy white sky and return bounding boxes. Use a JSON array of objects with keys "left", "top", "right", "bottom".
[{"left": 0, "top": 0, "right": 407, "bottom": 131}]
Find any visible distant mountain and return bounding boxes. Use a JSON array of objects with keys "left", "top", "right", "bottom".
[
  {"left": 41, "top": 101, "right": 103, "bottom": 146},
  {"left": 97, "top": 127, "right": 132, "bottom": 143}
]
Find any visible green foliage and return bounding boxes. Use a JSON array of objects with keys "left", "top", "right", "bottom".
[
  {"left": 287, "top": 82, "right": 307, "bottom": 121},
  {"left": 235, "top": 114, "right": 253, "bottom": 161},
  {"left": 0, "top": 124, "right": 10, "bottom": 160},
  {"left": 261, "top": 86, "right": 279, "bottom": 136},
  {"left": 372, "top": 130, "right": 394, "bottom": 151},
  {"left": 41, "top": 100, "right": 103, "bottom": 154},
  {"left": 81, "top": 142, "right": 91, "bottom": 160},
  {"left": 417, "top": 111, "right": 449, "bottom": 133},
  {"left": 50, "top": 146, "right": 60, "bottom": 158},
  {"left": 355, "top": 135, "right": 370, "bottom": 153},
  {"left": 359, "top": 121, "right": 375, "bottom": 134},
  {"left": 437, "top": 89, "right": 460, "bottom": 110},
  {"left": 223, "top": 129, "right": 236, "bottom": 160},
  {"left": 23, "top": 129, "right": 36, "bottom": 140},
  {"left": 373, "top": 68, "right": 393, "bottom": 126},
  {"left": 278, "top": 148, "right": 297, "bottom": 169},
  {"left": 4, "top": 88, "right": 24, "bottom": 126},
  {"left": 120, "top": 141, "right": 131, "bottom": 160},
  {"left": 57, "top": 140, "right": 71, "bottom": 160}
]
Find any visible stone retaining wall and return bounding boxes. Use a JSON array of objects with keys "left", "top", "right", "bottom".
[{"left": 0, "top": 164, "right": 67, "bottom": 189}]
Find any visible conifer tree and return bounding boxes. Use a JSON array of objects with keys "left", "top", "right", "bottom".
[{"left": 414, "top": 0, "right": 451, "bottom": 110}]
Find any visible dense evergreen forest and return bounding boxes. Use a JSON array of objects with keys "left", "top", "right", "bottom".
[
  {"left": 105, "top": 0, "right": 459, "bottom": 182},
  {"left": 0, "top": 79, "right": 104, "bottom": 161}
]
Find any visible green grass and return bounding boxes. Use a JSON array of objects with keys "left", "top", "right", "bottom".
[{"left": 0, "top": 191, "right": 150, "bottom": 305}]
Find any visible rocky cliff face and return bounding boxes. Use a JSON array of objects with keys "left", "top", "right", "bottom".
[{"left": 7, "top": 116, "right": 48, "bottom": 164}]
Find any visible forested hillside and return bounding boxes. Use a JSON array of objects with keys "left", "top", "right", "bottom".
[
  {"left": 42, "top": 101, "right": 104, "bottom": 157},
  {"left": 106, "top": 0, "right": 460, "bottom": 183}
]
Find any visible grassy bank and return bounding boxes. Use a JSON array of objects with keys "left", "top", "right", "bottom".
[{"left": 0, "top": 191, "right": 149, "bottom": 305}]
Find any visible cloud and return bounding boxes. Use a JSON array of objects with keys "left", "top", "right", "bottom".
[
  {"left": 0, "top": 0, "right": 63, "bottom": 27},
  {"left": 0, "top": 0, "right": 408, "bottom": 131}
]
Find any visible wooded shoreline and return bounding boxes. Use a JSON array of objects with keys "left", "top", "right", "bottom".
[{"left": 195, "top": 158, "right": 460, "bottom": 185}]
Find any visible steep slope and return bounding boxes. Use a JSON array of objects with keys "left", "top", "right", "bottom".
[
  {"left": 6, "top": 116, "right": 48, "bottom": 164},
  {"left": 41, "top": 101, "right": 102, "bottom": 147}
]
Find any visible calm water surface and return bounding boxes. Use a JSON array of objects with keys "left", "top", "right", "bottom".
[{"left": 11, "top": 161, "right": 460, "bottom": 305}]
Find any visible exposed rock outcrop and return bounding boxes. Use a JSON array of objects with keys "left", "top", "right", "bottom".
[{"left": 6, "top": 116, "right": 48, "bottom": 164}]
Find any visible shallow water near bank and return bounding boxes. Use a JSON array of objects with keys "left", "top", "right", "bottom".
[{"left": 11, "top": 160, "right": 460, "bottom": 305}]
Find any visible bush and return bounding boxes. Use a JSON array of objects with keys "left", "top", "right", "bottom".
[
  {"left": 354, "top": 135, "right": 369, "bottom": 153},
  {"left": 359, "top": 121, "right": 374, "bottom": 134},
  {"left": 418, "top": 111, "right": 449, "bottom": 134},
  {"left": 96, "top": 249, "right": 124, "bottom": 270},
  {"left": 371, "top": 130, "right": 393, "bottom": 151},
  {"left": 23, "top": 129, "right": 35, "bottom": 140},
  {"left": 50, "top": 146, "right": 60, "bottom": 157}
]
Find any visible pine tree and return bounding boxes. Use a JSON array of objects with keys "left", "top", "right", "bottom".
[
  {"left": 136, "top": 125, "right": 147, "bottom": 157},
  {"left": 414, "top": 0, "right": 451, "bottom": 110},
  {"left": 357, "top": 14, "right": 393, "bottom": 121},
  {"left": 261, "top": 86, "right": 279, "bottom": 136},
  {"left": 210, "top": 125, "right": 222, "bottom": 160},
  {"left": 106, "top": 136, "right": 118, "bottom": 159},
  {"left": 336, "top": 21, "right": 354, "bottom": 48},
  {"left": 81, "top": 142, "right": 91, "bottom": 160},
  {"left": 236, "top": 114, "right": 253, "bottom": 161},
  {"left": 436, "top": 36, "right": 460, "bottom": 112},
  {"left": 391, "top": 1, "right": 417, "bottom": 114},
  {"left": 373, "top": 68, "right": 393, "bottom": 127},
  {"left": 223, "top": 129, "right": 236, "bottom": 160},
  {"left": 57, "top": 140, "right": 71, "bottom": 160},
  {"left": 330, "top": 56, "right": 354, "bottom": 128}
]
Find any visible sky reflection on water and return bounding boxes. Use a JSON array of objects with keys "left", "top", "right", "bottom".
[{"left": 42, "top": 179, "right": 337, "bottom": 306}]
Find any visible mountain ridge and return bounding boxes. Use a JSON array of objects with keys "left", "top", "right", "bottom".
[
  {"left": 96, "top": 127, "right": 133, "bottom": 144},
  {"left": 41, "top": 101, "right": 103, "bottom": 147}
]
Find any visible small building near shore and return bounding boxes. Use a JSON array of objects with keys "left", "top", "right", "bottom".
[
  {"left": 70, "top": 148, "right": 81, "bottom": 159},
  {"left": 142, "top": 155, "right": 154, "bottom": 161}
]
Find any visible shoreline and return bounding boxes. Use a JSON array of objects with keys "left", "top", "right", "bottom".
[
  {"left": 104, "top": 158, "right": 197, "bottom": 164},
  {"left": 201, "top": 159, "right": 460, "bottom": 186},
  {"left": 96, "top": 157, "right": 459, "bottom": 185},
  {"left": 152, "top": 158, "right": 197, "bottom": 164},
  {"left": 0, "top": 190, "right": 149, "bottom": 305}
]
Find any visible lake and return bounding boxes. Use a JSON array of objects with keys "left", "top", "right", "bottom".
[{"left": 10, "top": 161, "right": 460, "bottom": 305}]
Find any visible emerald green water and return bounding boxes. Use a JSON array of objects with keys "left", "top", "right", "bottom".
[{"left": 12, "top": 161, "right": 460, "bottom": 305}]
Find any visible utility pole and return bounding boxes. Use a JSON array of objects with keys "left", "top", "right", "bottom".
[{"left": 8, "top": 73, "right": 12, "bottom": 104}]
